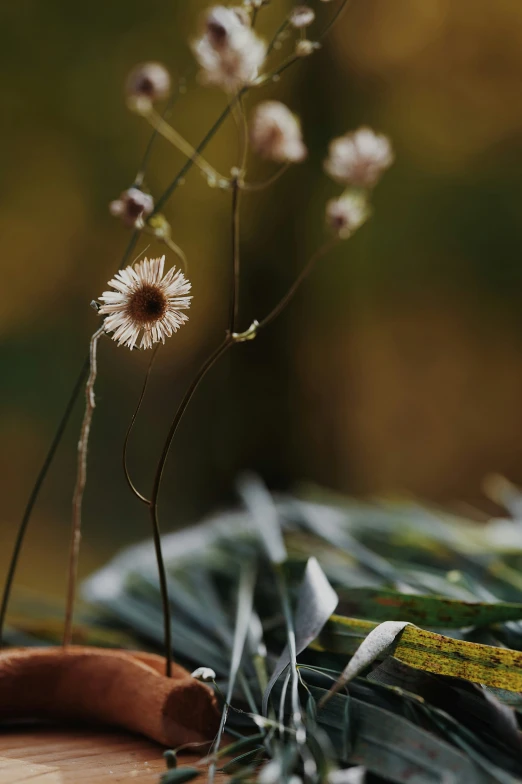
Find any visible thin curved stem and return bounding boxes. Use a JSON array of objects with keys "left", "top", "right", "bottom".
[
  {"left": 257, "top": 239, "right": 338, "bottom": 331},
  {"left": 63, "top": 325, "right": 105, "bottom": 647},
  {"left": 318, "top": 0, "right": 350, "bottom": 42},
  {"left": 266, "top": 19, "right": 290, "bottom": 57},
  {"left": 162, "top": 235, "right": 188, "bottom": 273},
  {"left": 242, "top": 163, "right": 290, "bottom": 192},
  {"left": 149, "top": 337, "right": 233, "bottom": 677},
  {"left": 0, "top": 354, "right": 90, "bottom": 645},
  {"left": 123, "top": 345, "right": 160, "bottom": 506},
  {"left": 229, "top": 179, "right": 242, "bottom": 334}
]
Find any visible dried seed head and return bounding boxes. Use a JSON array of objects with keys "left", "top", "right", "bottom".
[
  {"left": 98, "top": 256, "right": 191, "bottom": 350},
  {"left": 250, "top": 101, "right": 307, "bottom": 163},
  {"left": 193, "top": 5, "right": 267, "bottom": 91},
  {"left": 326, "top": 193, "right": 370, "bottom": 239},
  {"left": 109, "top": 188, "right": 154, "bottom": 228},
  {"left": 324, "top": 127, "right": 394, "bottom": 188},
  {"left": 289, "top": 5, "right": 315, "bottom": 28},
  {"left": 125, "top": 62, "right": 170, "bottom": 112}
]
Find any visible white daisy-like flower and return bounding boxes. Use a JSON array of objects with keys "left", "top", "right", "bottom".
[
  {"left": 324, "top": 127, "right": 394, "bottom": 188},
  {"left": 326, "top": 193, "right": 370, "bottom": 239},
  {"left": 98, "top": 256, "right": 191, "bottom": 350},
  {"left": 250, "top": 101, "right": 307, "bottom": 163},
  {"left": 193, "top": 5, "right": 267, "bottom": 91}
]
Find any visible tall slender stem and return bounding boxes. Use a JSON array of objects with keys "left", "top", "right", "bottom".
[
  {"left": 149, "top": 337, "right": 232, "bottom": 677},
  {"left": 63, "top": 325, "right": 105, "bottom": 647},
  {"left": 0, "top": 355, "right": 90, "bottom": 645},
  {"left": 257, "top": 239, "right": 338, "bottom": 331},
  {"left": 242, "top": 163, "right": 289, "bottom": 192}
]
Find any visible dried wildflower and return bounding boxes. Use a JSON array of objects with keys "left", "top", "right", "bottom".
[
  {"left": 191, "top": 667, "right": 216, "bottom": 682},
  {"left": 250, "top": 101, "right": 307, "bottom": 163},
  {"left": 326, "top": 193, "right": 369, "bottom": 239},
  {"left": 289, "top": 6, "right": 315, "bottom": 28},
  {"left": 125, "top": 62, "right": 171, "bottom": 112},
  {"left": 99, "top": 256, "right": 191, "bottom": 350},
  {"left": 324, "top": 127, "right": 394, "bottom": 188},
  {"left": 109, "top": 188, "right": 154, "bottom": 228},
  {"left": 193, "top": 5, "right": 267, "bottom": 91},
  {"left": 295, "top": 39, "right": 320, "bottom": 57}
]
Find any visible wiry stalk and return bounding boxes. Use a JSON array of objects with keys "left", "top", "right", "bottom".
[
  {"left": 0, "top": 355, "right": 90, "bottom": 645},
  {"left": 63, "top": 325, "right": 105, "bottom": 646}
]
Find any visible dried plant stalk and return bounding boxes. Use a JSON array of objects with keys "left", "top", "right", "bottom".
[{"left": 63, "top": 325, "right": 105, "bottom": 647}]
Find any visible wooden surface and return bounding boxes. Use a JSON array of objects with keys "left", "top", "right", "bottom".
[{"left": 0, "top": 726, "right": 223, "bottom": 783}]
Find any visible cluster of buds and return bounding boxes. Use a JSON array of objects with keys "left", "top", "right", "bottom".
[
  {"left": 192, "top": 6, "right": 267, "bottom": 91},
  {"left": 324, "top": 127, "right": 394, "bottom": 239}
]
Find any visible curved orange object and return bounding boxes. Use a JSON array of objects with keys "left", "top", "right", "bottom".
[{"left": 0, "top": 647, "right": 220, "bottom": 747}]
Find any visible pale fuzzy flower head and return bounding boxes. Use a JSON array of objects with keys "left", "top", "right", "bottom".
[
  {"left": 125, "top": 62, "right": 170, "bottom": 112},
  {"left": 193, "top": 5, "right": 267, "bottom": 91},
  {"left": 326, "top": 193, "right": 370, "bottom": 239},
  {"left": 289, "top": 6, "right": 315, "bottom": 28},
  {"left": 250, "top": 101, "right": 307, "bottom": 163},
  {"left": 109, "top": 188, "right": 154, "bottom": 228},
  {"left": 295, "top": 39, "right": 320, "bottom": 57},
  {"left": 98, "top": 256, "right": 191, "bottom": 350},
  {"left": 324, "top": 127, "right": 394, "bottom": 188}
]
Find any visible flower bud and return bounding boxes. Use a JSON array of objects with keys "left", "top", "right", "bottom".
[
  {"left": 295, "top": 39, "right": 320, "bottom": 57},
  {"left": 289, "top": 6, "right": 315, "bottom": 28},
  {"left": 109, "top": 187, "right": 154, "bottom": 228},
  {"left": 250, "top": 101, "right": 307, "bottom": 163},
  {"left": 125, "top": 62, "right": 170, "bottom": 112},
  {"left": 324, "top": 127, "right": 394, "bottom": 188},
  {"left": 193, "top": 6, "right": 266, "bottom": 91},
  {"left": 326, "top": 193, "right": 369, "bottom": 239}
]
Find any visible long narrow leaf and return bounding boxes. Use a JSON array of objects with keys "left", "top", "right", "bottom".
[
  {"left": 262, "top": 557, "right": 338, "bottom": 714},
  {"left": 338, "top": 587, "right": 522, "bottom": 628},
  {"left": 318, "top": 615, "right": 522, "bottom": 692}
]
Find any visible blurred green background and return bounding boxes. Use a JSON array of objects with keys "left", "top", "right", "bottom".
[{"left": 2, "top": 0, "right": 522, "bottom": 598}]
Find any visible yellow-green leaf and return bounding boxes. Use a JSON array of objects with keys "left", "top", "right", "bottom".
[{"left": 316, "top": 614, "right": 522, "bottom": 692}]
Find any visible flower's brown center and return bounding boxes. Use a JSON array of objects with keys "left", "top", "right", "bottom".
[{"left": 127, "top": 284, "right": 167, "bottom": 325}]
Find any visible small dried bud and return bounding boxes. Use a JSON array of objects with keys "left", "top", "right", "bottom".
[
  {"left": 295, "top": 39, "right": 320, "bottom": 57},
  {"left": 109, "top": 188, "right": 154, "bottom": 228},
  {"left": 326, "top": 193, "right": 369, "bottom": 239},
  {"left": 324, "top": 127, "right": 394, "bottom": 188},
  {"left": 193, "top": 6, "right": 266, "bottom": 91},
  {"left": 289, "top": 6, "right": 315, "bottom": 28},
  {"left": 250, "top": 101, "right": 307, "bottom": 163},
  {"left": 125, "top": 62, "right": 170, "bottom": 112},
  {"left": 191, "top": 667, "right": 216, "bottom": 682}
]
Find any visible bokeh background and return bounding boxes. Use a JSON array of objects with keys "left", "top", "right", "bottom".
[{"left": 2, "top": 0, "right": 522, "bottom": 598}]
